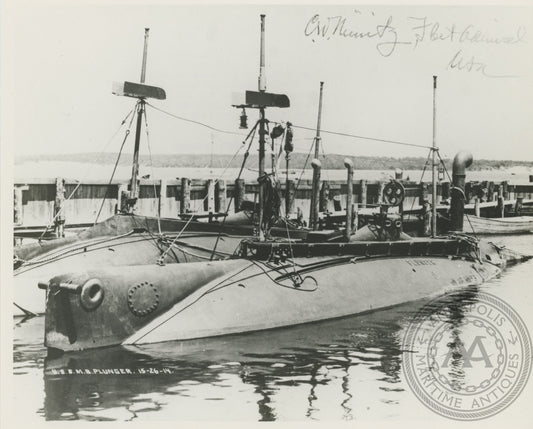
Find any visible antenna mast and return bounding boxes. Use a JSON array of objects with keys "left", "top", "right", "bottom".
[
  {"left": 257, "top": 15, "right": 267, "bottom": 240},
  {"left": 129, "top": 28, "right": 150, "bottom": 212},
  {"left": 310, "top": 81, "right": 324, "bottom": 230},
  {"left": 431, "top": 76, "right": 437, "bottom": 237}
]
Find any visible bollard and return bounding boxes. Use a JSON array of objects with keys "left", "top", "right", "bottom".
[{"left": 395, "top": 168, "right": 403, "bottom": 180}]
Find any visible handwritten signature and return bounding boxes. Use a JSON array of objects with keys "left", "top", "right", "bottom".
[
  {"left": 304, "top": 14, "right": 411, "bottom": 57},
  {"left": 304, "top": 12, "right": 527, "bottom": 77}
]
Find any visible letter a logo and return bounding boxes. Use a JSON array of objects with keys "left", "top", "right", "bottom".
[{"left": 442, "top": 336, "right": 493, "bottom": 368}]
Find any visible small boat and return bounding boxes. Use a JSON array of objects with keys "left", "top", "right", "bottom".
[
  {"left": 463, "top": 214, "right": 533, "bottom": 234},
  {"left": 39, "top": 15, "right": 531, "bottom": 352}
]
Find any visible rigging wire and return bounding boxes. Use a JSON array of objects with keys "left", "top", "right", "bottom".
[
  {"left": 143, "top": 106, "right": 162, "bottom": 236},
  {"left": 156, "top": 130, "right": 251, "bottom": 263},
  {"left": 286, "top": 123, "right": 433, "bottom": 150},
  {"left": 146, "top": 102, "right": 245, "bottom": 136},
  {"left": 293, "top": 139, "right": 316, "bottom": 199},
  {"left": 208, "top": 123, "right": 258, "bottom": 260},
  {"left": 146, "top": 102, "right": 432, "bottom": 150},
  {"left": 406, "top": 148, "right": 433, "bottom": 216},
  {"left": 94, "top": 103, "right": 138, "bottom": 224},
  {"left": 37, "top": 106, "right": 136, "bottom": 241}
]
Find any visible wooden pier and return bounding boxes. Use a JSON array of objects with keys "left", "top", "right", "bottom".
[{"left": 13, "top": 176, "right": 533, "bottom": 240}]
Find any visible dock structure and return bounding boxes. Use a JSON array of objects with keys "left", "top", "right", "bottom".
[{"left": 13, "top": 177, "right": 533, "bottom": 239}]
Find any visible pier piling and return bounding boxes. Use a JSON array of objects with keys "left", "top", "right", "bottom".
[{"left": 180, "top": 178, "right": 191, "bottom": 214}]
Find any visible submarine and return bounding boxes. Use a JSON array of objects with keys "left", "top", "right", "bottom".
[{"left": 38, "top": 15, "right": 531, "bottom": 351}]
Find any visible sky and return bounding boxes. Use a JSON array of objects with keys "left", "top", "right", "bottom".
[{"left": 2, "top": 2, "right": 533, "bottom": 161}]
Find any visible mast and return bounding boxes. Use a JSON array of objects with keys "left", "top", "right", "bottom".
[
  {"left": 129, "top": 28, "right": 150, "bottom": 212},
  {"left": 258, "top": 15, "right": 267, "bottom": 240},
  {"left": 234, "top": 15, "right": 289, "bottom": 240},
  {"left": 431, "top": 76, "right": 437, "bottom": 237},
  {"left": 309, "top": 82, "right": 324, "bottom": 230}
]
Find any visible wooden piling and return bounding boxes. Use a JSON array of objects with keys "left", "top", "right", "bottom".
[
  {"left": 502, "top": 181, "right": 509, "bottom": 200},
  {"left": 474, "top": 197, "right": 481, "bottom": 217},
  {"left": 418, "top": 183, "right": 428, "bottom": 206},
  {"left": 333, "top": 194, "right": 342, "bottom": 212},
  {"left": 377, "top": 182, "right": 385, "bottom": 204},
  {"left": 465, "top": 182, "right": 473, "bottom": 203},
  {"left": 216, "top": 180, "right": 227, "bottom": 212},
  {"left": 286, "top": 179, "right": 296, "bottom": 216},
  {"left": 487, "top": 181, "right": 495, "bottom": 202},
  {"left": 205, "top": 179, "right": 215, "bottom": 213},
  {"left": 360, "top": 179, "right": 367, "bottom": 208},
  {"left": 515, "top": 197, "right": 523, "bottom": 215},
  {"left": 422, "top": 201, "right": 432, "bottom": 237},
  {"left": 344, "top": 159, "right": 354, "bottom": 239},
  {"left": 14, "top": 185, "right": 28, "bottom": 226},
  {"left": 118, "top": 183, "right": 128, "bottom": 213},
  {"left": 180, "top": 177, "right": 191, "bottom": 214},
  {"left": 234, "top": 178, "right": 245, "bottom": 212},
  {"left": 159, "top": 179, "right": 167, "bottom": 217},
  {"left": 441, "top": 182, "right": 450, "bottom": 200},
  {"left": 54, "top": 177, "right": 66, "bottom": 238},
  {"left": 497, "top": 196, "right": 505, "bottom": 218}
]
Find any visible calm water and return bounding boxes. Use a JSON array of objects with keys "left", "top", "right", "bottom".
[
  {"left": 12, "top": 235, "right": 533, "bottom": 422},
  {"left": 14, "top": 160, "right": 533, "bottom": 184}
]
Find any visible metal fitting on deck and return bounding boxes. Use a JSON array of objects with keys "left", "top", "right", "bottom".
[{"left": 79, "top": 279, "right": 105, "bottom": 311}]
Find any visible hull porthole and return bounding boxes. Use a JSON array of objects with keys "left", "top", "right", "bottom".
[{"left": 127, "top": 282, "right": 160, "bottom": 317}]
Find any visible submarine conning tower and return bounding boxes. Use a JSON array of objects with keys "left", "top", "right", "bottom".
[{"left": 450, "top": 151, "right": 473, "bottom": 232}]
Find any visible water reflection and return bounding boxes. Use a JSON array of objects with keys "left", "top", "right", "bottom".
[{"left": 38, "top": 302, "right": 417, "bottom": 421}]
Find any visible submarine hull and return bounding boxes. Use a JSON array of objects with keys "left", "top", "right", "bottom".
[{"left": 43, "top": 251, "right": 502, "bottom": 352}]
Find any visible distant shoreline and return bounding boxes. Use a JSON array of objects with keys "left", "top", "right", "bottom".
[{"left": 15, "top": 152, "right": 533, "bottom": 172}]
